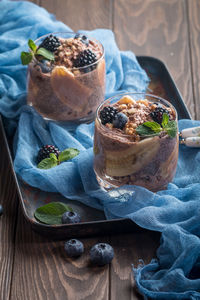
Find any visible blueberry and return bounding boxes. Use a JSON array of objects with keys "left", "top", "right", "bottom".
[
  {"left": 61, "top": 211, "right": 81, "bottom": 224},
  {"left": 64, "top": 239, "right": 84, "bottom": 257},
  {"left": 74, "top": 33, "right": 81, "bottom": 39},
  {"left": 74, "top": 33, "right": 89, "bottom": 45},
  {"left": 113, "top": 112, "right": 128, "bottom": 129},
  {"left": 0, "top": 205, "right": 3, "bottom": 216},
  {"left": 90, "top": 243, "right": 114, "bottom": 266},
  {"left": 81, "top": 35, "right": 89, "bottom": 46},
  {"left": 39, "top": 60, "right": 52, "bottom": 73}
]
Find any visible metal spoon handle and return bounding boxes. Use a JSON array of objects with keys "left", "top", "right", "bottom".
[
  {"left": 180, "top": 136, "right": 200, "bottom": 148},
  {"left": 180, "top": 126, "right": 200, "bottom": 138}
]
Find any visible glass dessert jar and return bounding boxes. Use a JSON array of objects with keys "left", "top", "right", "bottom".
[
  {"left": 27, "top": 32, "right": 105, "bottom": 122},
  {"left": 93, "top": 93, "right": 179, "bottom": 192}
]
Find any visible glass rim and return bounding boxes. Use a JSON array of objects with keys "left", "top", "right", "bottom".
[
  {"left": 32, "top": 31, "right": 105, "bottom": 71},
  {"left": 96, "top": 92, "right": 178, "bottom": 140},
  {"left": 96, "top": 92, "right": 177, "bottom": 122}
]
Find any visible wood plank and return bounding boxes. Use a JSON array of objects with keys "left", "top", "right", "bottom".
[
  {"left": 0, "top": 119, "right": 19, "bottom": 300},
  {"left": 112, "top": 0, "right": 191, "bottom": 298},
  {"left": 10, "top": 1, "right": 112, "bottom": 299},
  {"left": 40, "top": 0, "right": 112, "bottom": 31},
  {"left": 10, "top": 211, "right": 109, "bottom": 300},
  {"left": 28, "top": 0, "right": 40, "bottom": 4},
  {"left": 187, "top": 0, "right": 200, "bottom": 119},
  {"left": 110, "top": 232, "right": 160, "bottom": 300},
  {"left": 114, "top": 0, "right": 195, "bottom": 119}
]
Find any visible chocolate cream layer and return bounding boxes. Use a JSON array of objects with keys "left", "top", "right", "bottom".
[
  {"left": 94, "top": 96, "right": 178, "bottom": 192},
  {"left": 27, "top": 35, "right": 105, "bottom": 121}
]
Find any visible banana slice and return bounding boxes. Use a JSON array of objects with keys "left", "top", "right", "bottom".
[
  {"left": 105, "top": 136, "right": 160, "bottom": 177},
  {"left": 117, "top": 96, "right": 136, "bottom": 105},
  {"left": 51, "top": 66, "right": 93, "bottom": 111}
]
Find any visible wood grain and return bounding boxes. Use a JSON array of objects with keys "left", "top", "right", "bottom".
[
  {"left": 114, "top": 0, "right": 195, "bottom": 119},
  {"left": 187, "top": 0, "right": 200, "bottom": 119},
  {"left": 10, "top": 1, "right": 112, "bottom": 300},
  {"left": 10, "top": 212, "right": 109, "bottom": 300},
  {"left": 110, "top": 232, "right": 160, "bottom": 300},
  {"left": 40, "top": 0, "right": 112, "bottom": 31},
  {"left": 4, "top": 1, "right": 198, "bottom": 300},
  {"left": 0, "top": 119, "right": 19, "bottom": 300}
]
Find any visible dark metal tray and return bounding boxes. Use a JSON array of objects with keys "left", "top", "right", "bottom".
[{"left": 0, "top": 56, "right": 191, "bottom": 239}]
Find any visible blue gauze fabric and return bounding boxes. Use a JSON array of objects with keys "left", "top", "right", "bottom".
[{"left": 0, "top": 1, "right": 200, "bottom": 299}]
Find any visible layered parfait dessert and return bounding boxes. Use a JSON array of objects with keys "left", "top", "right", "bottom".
[
  {"left": 26, "top": 32, "right": 105, "bottom": 122},
  {"left": 94, "top": 93, "right": 178, "bottom": 192}
]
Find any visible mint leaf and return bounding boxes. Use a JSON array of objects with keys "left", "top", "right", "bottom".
[
  {"left": 36, "top": 47, "right": 54, "bottom": 60},
  {"left": 164, "top": 120, "right": 177, "bottom": 138},
  {"left": 21, "top": 51, "right": 33, "bottom": 65},
  {"left": 28, "top": 39, "right": 37, "bottom": 53},
  {"left": 37, "top": 153, "right": 58, "bottom": 169},
  {"left": 34, "top": 202, "right": 73, "bottom": 225},
  {"left": 143, "top": 121, "right": 162, "bottom": 133},
  {"left": 136, "top": 125, "right": 159, "bottom": 136},
  {"left": 161, "top": 113, "right": 169, "bottom": 128},
  {"left": 59, "top": 148, "right": 80, "bottom": 163}
]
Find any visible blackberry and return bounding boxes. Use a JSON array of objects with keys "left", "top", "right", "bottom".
[
  {"left": 39, "top": 34, "right": 61, "bottom": 52},
  {"left": 150, "top": 106, "right": 170, "bottom": 125},
  {"left": 73, "top": 49, "right": 97, "bottom": 71},
  {"left": 100, "top": 106, "right": 118, "bottom": 125},
  {"left": 37, "top": 145, "right": 60, "bottom": 163}
]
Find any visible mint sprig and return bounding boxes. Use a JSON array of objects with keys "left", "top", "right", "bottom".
[
  {"left": 34, "top": 202, "right": 73, "bottom": 225},
  {"left": 36, "top": 47, "right": 54, "bottom": 61},
  {"left": 37, "top": 148, "right": 80, "bottom": 170},
  {"left": 37, "top": 153, "right": 58, "bottom": 170},
  {"left": 161, "top": 113, "right": 169, "bottom": 127},
  {"left": 136, "top": 113, "right": 177, "bottom": 138},
  {"left": 21, "top": 51, "right": 33, "bottom": 65},
  {"left": 21, "top": 39, "right": 54, "bottom": 65},
  {"left": 164, "top": 120, "right": 177, "bottom": 138}
]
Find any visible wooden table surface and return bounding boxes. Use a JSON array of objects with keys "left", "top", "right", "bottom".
[{"left": 1, "top": 0, "right": 200, "bottom": 299}]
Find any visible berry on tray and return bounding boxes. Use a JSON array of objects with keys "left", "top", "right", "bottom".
[
  {"left": 150, "top": 106, "right": 170, "bottom": 125},
  {"left": 61, "top": 211, "right": 81, "bottom": 224},
  {"left": 113, "top": 112, "right": 128, "bottom": 129},
  {"left": 90, "top": 243, "right": 114, "bottom": 266},
  {"left": 37, "top": 145, "right": 60, "bottom": 163},
  {"left": 39, "top": 34, "right": 61, "bottom": 52},
  {"left": 99, "top": 106, "right": 118, "bottom": 125},
  {"left": 64, "top": 239, "right": 84, "bottom": 257}
]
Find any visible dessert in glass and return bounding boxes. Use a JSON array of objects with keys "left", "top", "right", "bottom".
[
  {"left": 93, "top": 93, "right": 178, "bottom": 192},
  {"left": 27, "top": 32, "right": 105, "bottom": 122}
]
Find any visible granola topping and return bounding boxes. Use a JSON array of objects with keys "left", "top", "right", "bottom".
[
  {"left": 54, "top": 36, "right": 103, "bottom": 72},
  {"left": 99, "top": 96, "right": 176, "bottom": 141}
]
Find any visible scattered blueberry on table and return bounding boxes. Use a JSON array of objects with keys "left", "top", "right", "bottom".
[
  {"left": 61, "top": 211, "right": 81, "bottom": 224},
  {"left": 64, "top": 239, "right": 84, "bottom": 257},
  {"left": 90, "top": 243, "right": 114, "bottom": 266}
]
